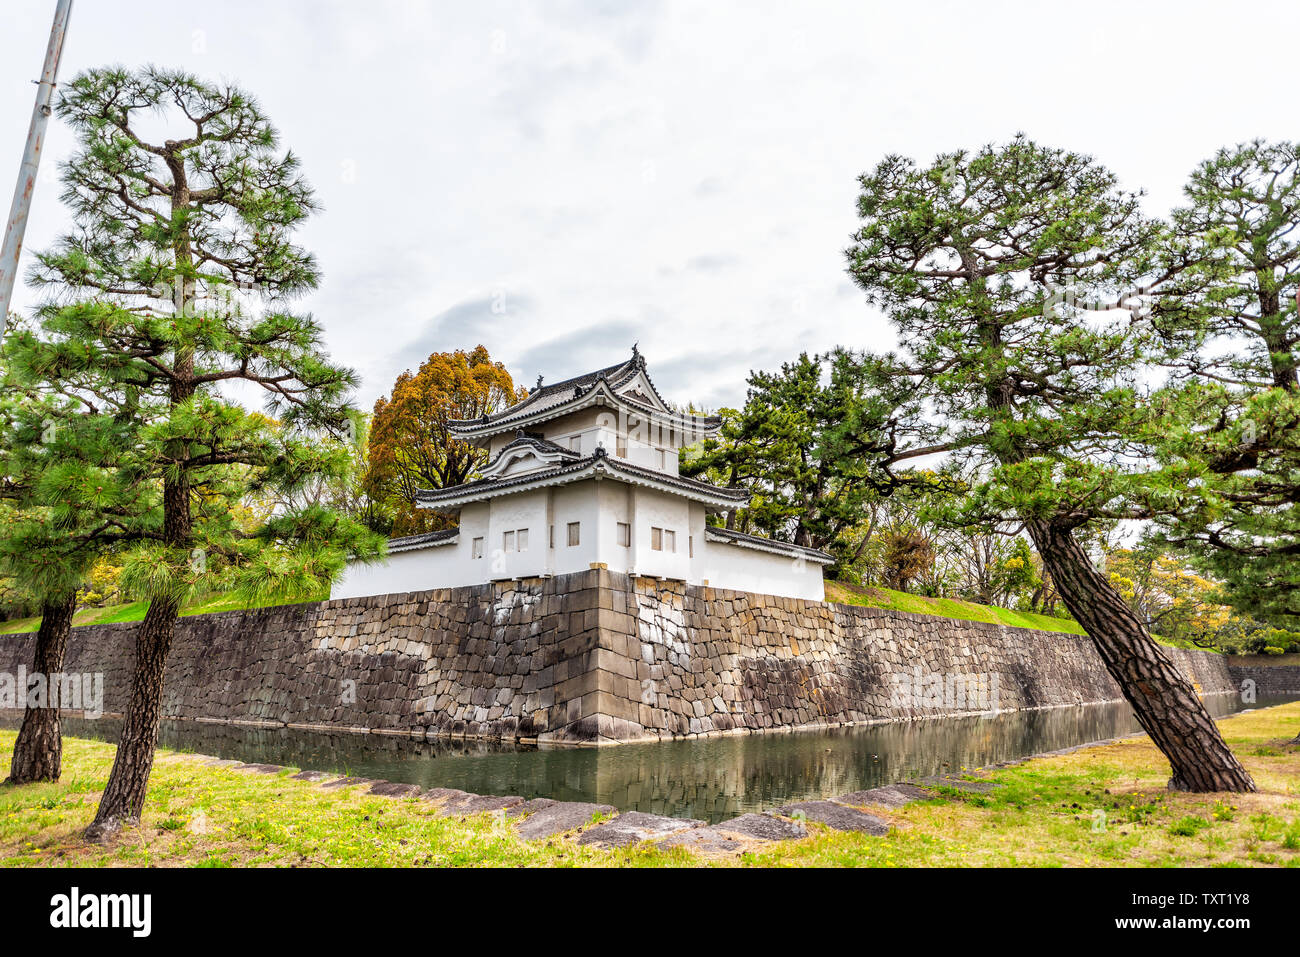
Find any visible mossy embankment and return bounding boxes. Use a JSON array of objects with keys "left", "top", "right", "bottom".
[{"left": 826, "top": 581, "right": 1086, "bottom": 635}]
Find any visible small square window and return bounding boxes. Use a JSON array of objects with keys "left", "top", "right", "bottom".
[
  {"left": 517, "top": 528, "right": 529, "bottom": 551},
  {"left": 617, "top": 522, "right": 631, "bottom": 547},
  {"left": 472, "top": 537, "right": 484, "bottom": 559},
  {"left": 664, "top": 530, "right": 676, "bottom": 553},
  {"left": 503, "top": 530, "right": 515, "bottom": 552},
  {"left": 569, "top": 435, "right": 581, "bottom": 452},
  {"left": 567, "top": 522, "right": 581, "bottom": 547},
  {"left": 651, "top": 527, "right": 663, "bottom": 551}
]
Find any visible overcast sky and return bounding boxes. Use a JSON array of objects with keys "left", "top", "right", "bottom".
[{"left": 2, "top": 0, "right": 1296, "bottom": 413}]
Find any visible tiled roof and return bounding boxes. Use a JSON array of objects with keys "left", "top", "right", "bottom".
[
  {"left": 385, "top": 528, "right": 460, "bottom": 554},
  {"left": 449, "top": 357, "right": 639, "bottom": 429},
  {"left": 446, "top": 350, "right": 721, "bottom": 436},
  {"left": 525, "top": 359, "right": 636, "bottom": 404},
  {"left": 704, "top": 526, "right": 835, "bottom": 564},
  {"left": 415, "top": 448, "right": 749, "bottom": 510}
]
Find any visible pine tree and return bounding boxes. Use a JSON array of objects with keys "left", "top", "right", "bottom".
[
  {"left": 12, "top": 67, "right": 382, "bottom": 838},
  {"left": 680, "top": 349, "right": 935, "bottom": 561},
  {"left": 846, "top": 136, "right": 1255, "bottom": 792},
  {"left": 0, "top": 367, "right": 152, "bottom": 782},
  {"left": 1150, "top": 141, "right": 1300, "bottom": 628}
]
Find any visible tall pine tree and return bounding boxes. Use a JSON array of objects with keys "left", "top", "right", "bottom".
[{"left": 11, "top": 67, "right": 382, "bottom": 838}]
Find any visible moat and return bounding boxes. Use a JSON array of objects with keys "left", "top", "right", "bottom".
[{"left": 16, "top": 692, "right": 1292, "bottom": 824}]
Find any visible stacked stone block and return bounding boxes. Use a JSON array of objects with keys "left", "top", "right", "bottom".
[{"left": 0, "top": 568, "right": 1236, "bottom": 745}]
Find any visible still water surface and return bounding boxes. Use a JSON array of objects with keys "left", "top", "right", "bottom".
[{"left": 26, "top": 692, "right": 1292, "bottom": 824}]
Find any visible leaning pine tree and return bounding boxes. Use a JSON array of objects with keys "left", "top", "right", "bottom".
[
  {"left": 846, "top": 136, "right": 1256, "bottom": 792},
  {"left": 16, "top": 67, "right": 383, "bottom": 838}
]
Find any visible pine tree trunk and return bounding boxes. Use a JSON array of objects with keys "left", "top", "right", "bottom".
[
  {"left": 83, "top": 595, "right": 180, "bottom": 842},
  {"left": 6, "top": 592, "right": 77, "bottom": 785},
  {"left": 83, "top": 164, "right": 195, "bottom": 840},
  {"left": 1028, "top": 520, "right": 1256, "bottom": 792}
]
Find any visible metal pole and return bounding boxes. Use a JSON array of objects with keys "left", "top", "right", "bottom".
[{"left": 0, "top": 0, "right": 74, "bottom": 338}]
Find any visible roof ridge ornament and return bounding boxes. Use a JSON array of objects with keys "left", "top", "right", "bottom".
[
  {"left": 535, "top": 374, "right": 544, "bottom": 391},
  {"left": 594, "top": 442, "right": 608, "bottom": 459},
  {"left": 632, "top": 341, "right": 645, "bottom": 368}
]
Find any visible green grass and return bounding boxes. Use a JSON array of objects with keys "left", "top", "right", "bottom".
[
  {"left": 0, "top": 733, "right": 686, "bottom": 868},
  {"left": 0, "top": 589, "right": 327, "bottom": 635},
  {"left": 826, "top": 581, "right": 1087, "bottom": 635}
]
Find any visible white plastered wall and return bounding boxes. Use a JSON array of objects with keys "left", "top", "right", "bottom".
[
  {"left": 331, "top": 479, "right": 827, "bottom": 602},
  {"left": 695, "top": 535, "right": 827, "bottom": 601},
  {"left": 330, "top": 503, "right": 490, "bottom": 599}
]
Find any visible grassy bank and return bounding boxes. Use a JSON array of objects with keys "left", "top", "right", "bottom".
[
  {"left": 0, "top": 590, "right": 326, "bottom": 636},
  {"left": 1, "top": 701, "right": 1297, "bottom": 867},
  {"left": 826, "top": 581, "right": 1086, "bottom": 635}
]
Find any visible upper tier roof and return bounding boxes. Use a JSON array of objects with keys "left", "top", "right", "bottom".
[{"left": 447, "top": 348, "right": 722, "bottom": 443}]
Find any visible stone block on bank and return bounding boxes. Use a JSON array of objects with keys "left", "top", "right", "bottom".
[
  {"left": 658, "top": 812, "right": 808, "bottom": 854},
  {"left": 321, "top": 776, "right": 379, "bottom": 790},
  {"left": 719, "top": 812, "right": 809, "bottom": 841},
  {"left": 369, "top": 781, "right": 424, "bottom": 799},
  {"left": 575, "top": 811, "right": 706, "bottom": 849},
  {"left": 506, "top": 797, "right": 556, "bottom": 818},
  {"left": 514, "top": 801, "right": 619, "bottom": 840},
  {"left": 436, "top": 793, "right": 526, "bottom": 817},
  {"left": 773, "top": 801, "right": 890, "bottom": 835},
  {"left": 290, "top": 770, "right": 335, "bottom": 782},
  {"left": 834, "top": 783, "right": 930, "bottom": 809}
]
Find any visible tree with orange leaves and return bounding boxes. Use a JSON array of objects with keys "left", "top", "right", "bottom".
[{"left": 366, "top": 346, "right": 522, "bottom": 535}]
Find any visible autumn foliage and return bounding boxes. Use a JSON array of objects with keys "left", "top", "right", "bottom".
[{"left": 366, "top": 346, "right": 522, "bottom": 535}]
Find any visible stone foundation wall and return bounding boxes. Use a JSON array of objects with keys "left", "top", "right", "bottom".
[
  {"left": 0, "top": 569, "right": 1235, "bottom": 745},
  {"left": 592, "top": 575, "right": 1236, "bottom": 741},
  {"left": 1226, "top": 658, "right": 1300, "bottom": 696}
]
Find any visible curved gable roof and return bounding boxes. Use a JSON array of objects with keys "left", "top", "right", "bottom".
[
  {"left": 447, "top": 349, "right": 720, "bottom": 441},
  {"left": 479, "top": 432, "right": 581, "bottom": 479}
]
